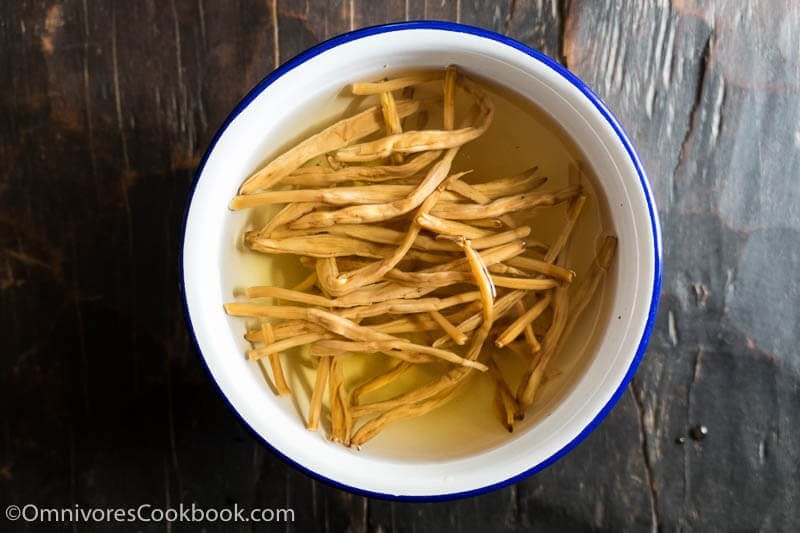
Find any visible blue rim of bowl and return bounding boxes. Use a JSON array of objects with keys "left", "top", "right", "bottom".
[{"left": 180, "top": 20, "right": 662, "bottom": 502}]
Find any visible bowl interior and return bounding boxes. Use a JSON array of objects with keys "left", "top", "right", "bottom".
[{"left": 183, "top": 25, "right": 658, "bottom": 498}]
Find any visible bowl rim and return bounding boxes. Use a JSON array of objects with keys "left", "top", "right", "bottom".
[{"left": 180, "top": 20, "right": 662, "bottom": 501}]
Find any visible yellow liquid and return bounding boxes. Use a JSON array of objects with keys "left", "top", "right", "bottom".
[{"left": 224, "top": 75, "right": 613, "bottom": 461}]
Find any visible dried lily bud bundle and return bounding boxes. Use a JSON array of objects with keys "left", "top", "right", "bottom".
[{"left": 225, "top": 66, "right": 616, "bottom": 446}]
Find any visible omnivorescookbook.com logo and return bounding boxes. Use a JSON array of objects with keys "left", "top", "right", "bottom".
[{"left": 5, "top": 502, "right": 295, "bottom": 524}]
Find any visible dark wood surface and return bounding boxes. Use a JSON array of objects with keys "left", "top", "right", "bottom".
[{"left": 2, "top": 1, "right": 798, "bottom": 531}]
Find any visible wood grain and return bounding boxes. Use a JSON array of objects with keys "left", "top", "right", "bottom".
[{"left": 1, "top": 1, "right": 798, "bottom": 531}]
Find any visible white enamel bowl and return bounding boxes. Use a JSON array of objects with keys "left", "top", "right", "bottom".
[{"left": 182, "top": 22, "right": 661, "bottom": 500}]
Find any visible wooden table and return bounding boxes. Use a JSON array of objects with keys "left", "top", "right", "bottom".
[{"left": 2, "top": 1, "right": 798, "bottom": 531}]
